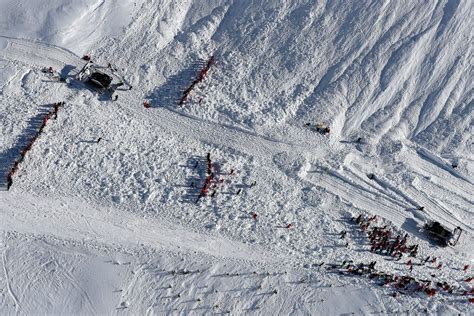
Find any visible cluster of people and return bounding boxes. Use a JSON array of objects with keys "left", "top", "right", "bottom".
[
  {"left": 179, "top": 55, "right": 216, "bottom": 105},
  {"left": 336, "top": 260, "right": 377, "bottom": 274},
  {"left": 345, "top": 214, "right": 474, "bottom": 301},
  {"left": 42, "top": 66, "right": 55, "bottom": 74},
  {"left": 6, "top": 102, "right": 65, "bottom": 190},
  {"left": 353, "top": 215, "right": 419, "bottom": 258}
]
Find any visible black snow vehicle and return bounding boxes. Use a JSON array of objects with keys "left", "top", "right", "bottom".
[{"left": 424, "top": 221, "right": 462, "bottom": 246}]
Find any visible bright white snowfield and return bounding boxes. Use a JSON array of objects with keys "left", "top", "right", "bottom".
[{"left": 0, "top": 0, "right": 473, "bottom": 314}]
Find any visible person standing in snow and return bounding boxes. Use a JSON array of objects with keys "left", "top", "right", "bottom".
[{"left": 368, "top": 261, "right": 376, "bottom": 271}]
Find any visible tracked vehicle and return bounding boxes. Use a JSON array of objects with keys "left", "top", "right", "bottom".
[{"left": 424, "top": 221, "right": 462, "bottom": 246}]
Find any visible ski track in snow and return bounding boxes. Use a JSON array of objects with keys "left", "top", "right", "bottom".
[{"left": 2, "top": 248, "right": 22, "bottom": 314}]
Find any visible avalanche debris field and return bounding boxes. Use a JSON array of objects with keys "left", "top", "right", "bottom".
[{"left": 0, "top": 0, "right": 473, "bottom": 314}]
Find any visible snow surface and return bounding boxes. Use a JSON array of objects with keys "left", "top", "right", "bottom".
[{"left": 0, "top": 0, "right": 473, "bottom": 314}]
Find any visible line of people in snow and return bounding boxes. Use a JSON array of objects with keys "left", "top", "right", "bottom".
[
  {"left": 179, "top": 55, "right": 216, "bottom": 106},
  {"left": 326, "top": 259, "right": 473, "bottom": 301},
  {"left": 195, "top": 153, "right": 216, "bottom": 203},
  {"left": 192, "top": 153, "right": 256, "bottom": 203},
  {"left": 6, "top": 102, "right": 65, "bottom": 190}
]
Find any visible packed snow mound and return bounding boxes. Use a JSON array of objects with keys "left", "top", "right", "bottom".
[{"left": 0, "top": 0, "right": 144, "bottom": 54}]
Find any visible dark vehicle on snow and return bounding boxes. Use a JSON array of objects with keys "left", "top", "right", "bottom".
[
  {"left": 87, "top": 72, "right": 113, "bottom": 89},
  {"left": 424, "top": 221, "right": 462, "bottom": 246}
]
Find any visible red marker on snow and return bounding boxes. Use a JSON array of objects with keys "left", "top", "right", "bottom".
[
  {"left": 286, "top": 223, "right": 293, "bottom": 229},
  {"left": 143, "top": 101, "right": 150, "bottom": 108},
  {"left": 252, "top": 213, "right": 257, "bottom": 220}
]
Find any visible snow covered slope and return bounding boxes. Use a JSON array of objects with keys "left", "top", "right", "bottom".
[
  {"left": 0, "top": 0, "right": 145, "bottom": 54},
  {"left": 0, "top": 0, "right": 473, "bottom": 314}
]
